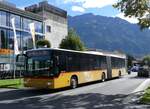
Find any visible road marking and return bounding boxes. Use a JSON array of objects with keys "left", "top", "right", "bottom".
[{"left": 132, "top": 79, "right": 150, "bottom": 93}]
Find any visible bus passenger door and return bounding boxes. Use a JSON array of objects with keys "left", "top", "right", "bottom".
[
  {"left": 106, "top": 56, "right": 112, "bottom": 79},
  {"left": 16, "top": 54, "right": 27, "bottom": 77}
]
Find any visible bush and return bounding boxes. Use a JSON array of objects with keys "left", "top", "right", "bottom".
[
  {"left": 36, "top": 39, "right": 51, "bottom": 48},
  {"left": 142, "top": 55, "right": 150, "bottom": 66}
]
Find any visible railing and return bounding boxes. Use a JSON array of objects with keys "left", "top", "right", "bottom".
[{"left": 0, "top": 70, "right": 24, "bottom": 79}]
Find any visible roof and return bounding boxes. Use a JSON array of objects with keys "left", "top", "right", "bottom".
[
  {"left": 25, "top": 1, "right": 67, "bottom": 18},
  {"left": 0, "top": 2, "right": 43, "bottom": 21},
  {"left": 26, "top": 48, "right": 126, "bottom": 59}
]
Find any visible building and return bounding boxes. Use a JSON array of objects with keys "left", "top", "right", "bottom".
[
  {"left": 0, "top": 1, "right": 68, "bottom": 73},
  {"left": 25, "top": 1, "right": 68, "bottom": 48}
]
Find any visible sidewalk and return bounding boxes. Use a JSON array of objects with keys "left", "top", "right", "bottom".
[
  {"left": 0, "top": 88, "right": 17, "bottom": 93},
  {"left": 123, "top": 79, "right": 150, "bottom": 109},
  {"left": 123, "top": 91, "right": 150, "bottom": 109}
]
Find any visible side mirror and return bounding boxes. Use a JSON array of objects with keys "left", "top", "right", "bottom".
[{"left": 16, "top": 54, "right": 27, "bottom": 67}]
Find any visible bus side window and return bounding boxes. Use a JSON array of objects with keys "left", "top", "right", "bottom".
[
  {"left": 53, "top": 56, "right": 59, "bottom": 66},
  {"left": 59, "top": 52, "right": 66, "bottom": 71},
  {"left": 100, "top": 56, "right": 107, "bottom": 69},
  {"left": 95, "top": 56, "right": 100, "bottom": 70}
]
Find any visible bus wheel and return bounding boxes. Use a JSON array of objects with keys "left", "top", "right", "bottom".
[
  {"left": 101, "top": 73, "right": 105, "bottom": 82},
  {"left": 70, "top": 77, "right": 78, "bottom": 89}
]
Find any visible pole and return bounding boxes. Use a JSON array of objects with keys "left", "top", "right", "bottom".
[
  {"left": 29, "top": 23, "right": 36, "bottom": 49},
  {"left": 19, "top": 66, "right": 21, "bottom": 85},
  {"left": 13, "top": 50, "right": 15, "bottom": 79},
  {"left": 42, "top": 4, "right": 45, "bottom": 39},
  {"left": 12, "top": 18, "right": 16, "bottom": 79},
  {"left": 11, "top": 18, "right": 19, "bottom": 79}
]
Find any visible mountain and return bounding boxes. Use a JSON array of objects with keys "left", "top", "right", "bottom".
[{"left": 68, "top": 13, "right": 150, "bottom": 57}]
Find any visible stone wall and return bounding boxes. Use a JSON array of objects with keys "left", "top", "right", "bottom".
[{"left": 39, "top": 11, "right": 68, "bottom": 48}]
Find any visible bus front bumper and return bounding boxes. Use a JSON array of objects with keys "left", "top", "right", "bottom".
[{"left": 24, "top": 78, "right": 54, "bottom": 89}]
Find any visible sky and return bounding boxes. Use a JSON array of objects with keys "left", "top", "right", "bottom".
[{"left": 8, "top": 0, "right": 138, "bottom": 23}]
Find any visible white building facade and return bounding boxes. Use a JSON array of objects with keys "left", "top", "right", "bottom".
[{"left": 25, "top": 1, "right": 68, "bottom": 48}]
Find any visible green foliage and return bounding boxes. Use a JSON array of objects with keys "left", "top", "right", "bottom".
[
  {"left": 113, "top": 0, "right": 150, "bottom": 29},
  {"left": 141, "top": 87, "right": 150, "bottom": 104},
  {"left": 0, "top": 79, "right": 23, "bottom": 89},
  {"left": 127, "top": 54, "right": 135, "bottom": 68},
  {"left": 36, "top": 39, "right": 51, "bottom": 48},
  {"left": 142, "top": 55, "right": 150, "bottom": 66},
  {"left": 59, "top": 29, "right": 85, "bottom": 51}
]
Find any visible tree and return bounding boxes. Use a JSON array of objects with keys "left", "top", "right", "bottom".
[
  {"left": 142, "top": 55, "right": 150, "bottom": 66},
  {"left": 127, "top": 54, "right": 135, "bottom": 68},
  {"left": 59, "top": 29, "right": 85, "bottom": 51},
  {"left": 113, "top": 0, "right": 150, "bottom": 29},
  {"left": 36, "top": 39, "right": 51, "bottom": 48}
]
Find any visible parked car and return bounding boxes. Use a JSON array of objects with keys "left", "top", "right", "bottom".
[
  {"left": 131, "top": 66, "right": 140, "bottom": 72},
  {"left": 138, "top": 65, "right": 150, "bottom": 77}
]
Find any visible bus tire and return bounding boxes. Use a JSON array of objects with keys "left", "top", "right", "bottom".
[
  {"left": 119, "top": 71, "right": 121, "bottom": 78},
  {"left": 101, "top": 73, "right": 105, "bottom": 82},
  {"left": 70, "top": 76, "right": 78, "bottom": 89}
]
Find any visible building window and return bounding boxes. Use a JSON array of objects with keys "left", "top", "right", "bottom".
[
  {"left": 46, "top": 25, "right": 51, "bottom": 33},
  {"left": 23, "top": 18, "right": 32, "bottom": 31},
  {"left": 34, "top": 21, "right": 43, "bottom": 33},
  {"left": 0, "top": 11, "right": 7, "bottom": 26},
  {"left": 0, "top": 29, "right": 8, "bottom": 49},
  {"left": 10, "top": 14, "right": 21, "bottom": 29},
  {"left": 9, "top": 30, "right": 21, "bottom": 50},
  {"left": 22, "top": 32, "right": 33, "bottom": 50}
]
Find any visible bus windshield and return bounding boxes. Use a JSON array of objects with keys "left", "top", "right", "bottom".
[
  {"left": 27, "top": 58, "right": 51, "bottom": 76},
  {"left": 25, "top": 50, "right": 60, "bottom": 77}
]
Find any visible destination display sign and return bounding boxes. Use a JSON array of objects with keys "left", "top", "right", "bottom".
[{"left": 27, "top": 50, "right": 50, "bottom": 57}]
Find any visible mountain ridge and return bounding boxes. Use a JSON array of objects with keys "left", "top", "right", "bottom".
[{"left": 68, "top": 13, "right": 150, "bottom": 57}]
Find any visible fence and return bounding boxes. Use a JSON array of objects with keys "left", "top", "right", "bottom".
[{"left": 0, "top": 70, "right": 24, "bottom": 79}]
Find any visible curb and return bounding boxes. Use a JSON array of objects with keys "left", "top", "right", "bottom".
[{"left": 132, "top": 79, "right": 150, "bottom": 93}]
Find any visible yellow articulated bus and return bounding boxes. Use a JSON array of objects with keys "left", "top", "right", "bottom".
[{"left": 17, "top": 48, "right": 127, "bottom": 89}]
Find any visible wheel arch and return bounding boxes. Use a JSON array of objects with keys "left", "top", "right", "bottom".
[{"left": 71, "top": 75, "right": 78, "bottom": 82}]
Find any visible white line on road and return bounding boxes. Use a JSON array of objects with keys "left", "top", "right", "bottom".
[{"left": 132, "top": 79, "right": 150, "bottom": 93}]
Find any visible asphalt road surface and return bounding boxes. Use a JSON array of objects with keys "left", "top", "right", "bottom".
[{"left": 0, "top": 72, "right": 150, "bottom": 109}]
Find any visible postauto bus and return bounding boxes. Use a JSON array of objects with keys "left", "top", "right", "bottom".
[{"left": 17, "top": 48, "right": 127, "bottom": 89}]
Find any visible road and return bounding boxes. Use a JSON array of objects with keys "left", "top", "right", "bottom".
[{"left": 0, "top": 73, "right": 150, "bottom": 109}]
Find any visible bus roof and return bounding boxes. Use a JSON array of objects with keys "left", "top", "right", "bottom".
[{"left": 26, "top": 48, "right": 126, "bottom": 59}]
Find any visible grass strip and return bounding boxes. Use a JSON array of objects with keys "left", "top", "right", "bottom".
[
  {"left": 0, "top": 79, "right": 23, "bottom": 89},
  {"left": 141, "top": 87, "right": 150, "bottom": 104}
]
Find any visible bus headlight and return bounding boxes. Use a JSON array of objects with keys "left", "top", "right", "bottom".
[{"left": 47, "top": 82, "right": 51, "bottom": 86}]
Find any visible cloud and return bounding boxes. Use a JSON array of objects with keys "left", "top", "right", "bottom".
[
  {"left": 116, "top": 13, "right": 138, "bottom": 24},
  {"left": 82, "top": 0, "right": 117, "bottom": 8},
  {"left": 64, "top": 0, "right": 84, "bottom": 4},
  {"left": 18, "top": 6, "right": 25, "bottom": 10},
  {"left": 64, "top": 0, "right": 118, "bottom": 8},
  {"left": 72, "top": 6, "right": 85, "bottom": 13}
]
